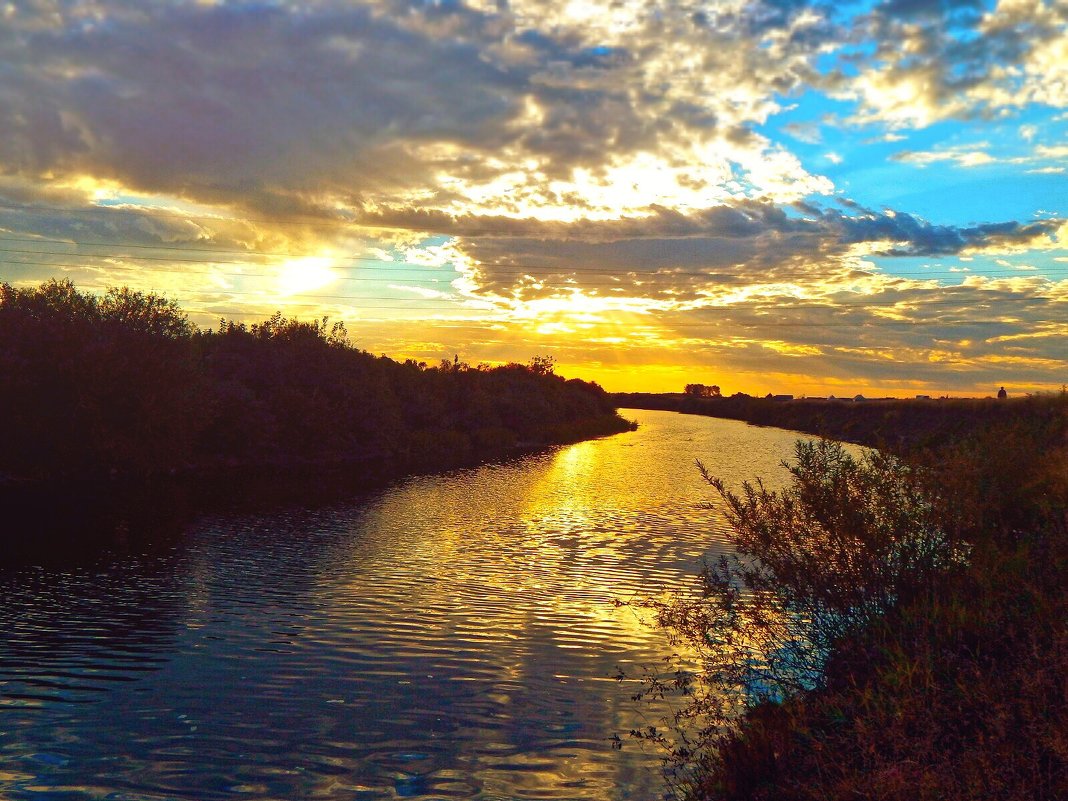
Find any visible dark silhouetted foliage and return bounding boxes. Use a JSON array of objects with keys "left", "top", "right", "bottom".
[
  {"left": 685, "top": 384, "right": 721, "bottom": 398},
  {"left": 615, "top": 391, "right": 1066, "bottom": 452},
  {"left": 0, "top": 280, "right": 632, "bottom": 483}
]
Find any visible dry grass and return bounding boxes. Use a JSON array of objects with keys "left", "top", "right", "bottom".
[{"left": 637, "top": 399, "right": 1068, "bottom": 801}]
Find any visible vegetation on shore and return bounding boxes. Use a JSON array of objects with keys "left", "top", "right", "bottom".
[
  {"left": 615, "top": 390, "right": 1064, "bottom": 451},
  {"left": 629, "top": 393, "right": 1067, "bottom": 800},
  {"left": 0, "top": 280, "right": 633, "bottom": 485}
]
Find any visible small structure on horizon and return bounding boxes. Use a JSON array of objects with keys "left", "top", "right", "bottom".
[{"left": 998, "top": 386, "right": 1008, "bottom": 399}]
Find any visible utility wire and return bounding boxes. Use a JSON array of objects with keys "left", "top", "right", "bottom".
[
  {"left": 43, "top": 279, "right": 1062, "bottom": 334},
  {"left": 1, "top": 244, "right": 1064, "bottom": 283},
  {"left": 3, "top": 232, "right": 1065, "bottom": 278},
  {"left": 3, "top": 258, "right": 1065, "bottom": 296},
  {"left": 2, "top": 261, "right": 1060, "bottom": 313}
]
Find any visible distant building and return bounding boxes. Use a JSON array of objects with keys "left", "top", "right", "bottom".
[
  {"left": 772, "top": 394, "right": 794, "bottom": 401},
  {"left": 916, "top": 395, "right": 931, "bottom": 400},
  {"left": 854, "top": 394, "right": 866, "bottom": 402},
  {"left": 998, "top": 386, "right": 1008, "bottom": 399}
]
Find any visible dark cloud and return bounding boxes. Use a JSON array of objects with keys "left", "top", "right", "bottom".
[
  {"left": 0, "top": 2, "right": 528, "bottom": 202},
  {"left": 0, "top": 0, "right": 847, "bottom": 225},
  {"left": 838, "top": 214, "right": 1061, "bottom": 256},
  {"left": 358, "top": 203, "right": 1063, "bottom": 299},
  {"left": 875, "top": 0, "right": 985, "bottom": 21}
]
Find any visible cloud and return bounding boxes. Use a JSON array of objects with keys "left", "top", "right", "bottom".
[
  {"left": 783, "top": 121, "right": 824, "bottom": 143},
  {"left": 0, "top": 0, "right": 844, "bottom": 229},
  {"left": 360, "top": 200, "right": 1061, "bottom": 274},
  {"left": 840, "top": 0, "right": 1068, "bottom": 129},
  {"left": 0, "top": 0, "right": 1064, "bottom": 393},
  {"left": 1, "top": 0, "right": 1059, "bottom": 233},
  {"left": 641, "top": 275, "right": 1068, "bottom": 388},
  {"left": 0, "top": 3, "right": 529, "bottom": 207},
  {"left": 890, "top": 138, "right": 1068, "bottom": 172},
  {"left": 891, "top": 146, "right": 996, "bottom": 167}
]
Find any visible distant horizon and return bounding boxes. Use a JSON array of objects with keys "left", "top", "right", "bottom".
[
  {"left": 7, "top": 274, "right": 1059, "bottom": 401},
  {"left": 0, "top": 2, "right": 1064, "bottom": 395},
  {"left": 614, "top": 389, "right": 1053, "bottom": 400}
]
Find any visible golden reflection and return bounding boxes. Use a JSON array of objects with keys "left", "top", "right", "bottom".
[
  {"left": 520, "top": 440, "right": 600, "bottom": 530},
  {"left": 297, "top": 413, "right": 814, "bottom": 798}
]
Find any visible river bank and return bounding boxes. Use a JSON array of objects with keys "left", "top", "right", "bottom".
[
  {"left": 639, "top": 395, "right": 1068, "bottom": 801},
  {"left": 1, "top": 411, "right": 635, "bottom": 565},
  {"left": 615, "top": 391, "right": 1065, "bottom": 453},
  {"left": 0, "top": 280, "right": 634, "bottom": 492}
]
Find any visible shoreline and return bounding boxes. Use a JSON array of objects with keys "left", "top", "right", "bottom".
[
  {"left": 0, "top": 411, "right": 635, "bottom": 492},
  {"left": 614, "top": 392, "right": 1064, "bottom": 452},
  {"left": 1, "top": 412, "right": 636, "bottom": 564}
]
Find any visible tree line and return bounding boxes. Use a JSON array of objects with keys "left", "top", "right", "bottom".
[
  {"left": 615, "top": 390, "right": 1063, "bottom": 452},
  {"left": 0, "top": 280, "right": 632, "bottom": 484}
]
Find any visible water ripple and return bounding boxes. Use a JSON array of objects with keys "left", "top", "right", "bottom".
[{"left": 0, "top": 411, "right": 810, "bottom": 800}]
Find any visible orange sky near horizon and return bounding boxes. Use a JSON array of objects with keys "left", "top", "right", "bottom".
[{"left": 1, "top": 1, "right": 1065, "bottom": 398}]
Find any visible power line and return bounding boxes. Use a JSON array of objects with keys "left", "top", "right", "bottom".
[
  {"left": 0, "top": 234, "right": 368, "bottom": 260},
  {"left": 0, "top": 201, "right": 367, "bottom": 230},
  {"left": 3, "top": 257, "right": 1065, "bottom": 298},
  {"left": 1, "top": 241, "right": 1065, "bottom": 284},
  {"left": 1, "top": 261, "right": 1062, "bottom": 313},
  {"left": 34, "top": 277, "right": 1062, "bottom": 333},
  {"left": 7, "top": 281, "right": 1060, "bottom": 325},
  {"left": 8, "top": 231, "right": 1065, "bottom": 278},
  {"left": 0, "top": 258, "right": 459, "bottom": 285},
  {"left": 2, "top": 222, "right": 1066, "bottom": 279}
]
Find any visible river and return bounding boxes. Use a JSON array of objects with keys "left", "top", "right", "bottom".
[{"left": 0, "top": 410, "right": 810, "bottom": 801}]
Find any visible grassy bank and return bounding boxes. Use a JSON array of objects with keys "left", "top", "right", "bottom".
[
  {"left": 631, "top": 394, "right": 1067, "bottom": 800},
  {"left": 0, "top": 280, "right": 633, "bottom": 488}
]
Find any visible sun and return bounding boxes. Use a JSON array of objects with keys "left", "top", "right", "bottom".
[{"left": 276, "top": 256, "right": 338, "bottom": 296}]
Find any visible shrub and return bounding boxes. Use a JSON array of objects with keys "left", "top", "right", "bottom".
[
  {"left": 630, "top": 405, "right": 1068, "bottom": 801},
  {"left": 632, "top": 441, "right": 968, "bottom": 797}
]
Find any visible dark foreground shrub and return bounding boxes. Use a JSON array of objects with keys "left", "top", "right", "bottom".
[{"left": 632, "top": 406, "right": 1067, "bottom": 801}]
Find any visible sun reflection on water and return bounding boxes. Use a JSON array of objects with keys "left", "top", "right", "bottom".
[{"left": 0, "top": 410, "right": 821, "bottom": 801}]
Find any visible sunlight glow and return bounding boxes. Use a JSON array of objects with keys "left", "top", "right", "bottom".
[
  {"left": 511, "top": 292, "right": 664, "bottom": 320},
  {"left": 3, "top": 0, "right": 1066, "bottom": 396},
  {"left": 277, "top": 257, "right": 338, "bottom": 296}
]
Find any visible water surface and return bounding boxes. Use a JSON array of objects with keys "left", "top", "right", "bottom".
[{"left": 0, "top": 410, "right": 809, "bottom": 800}]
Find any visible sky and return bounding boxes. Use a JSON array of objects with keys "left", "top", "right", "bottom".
[{"left": 0, "top": 0, "right": 1065, "bottom": 396}]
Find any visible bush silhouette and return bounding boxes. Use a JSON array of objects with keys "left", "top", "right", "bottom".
[{"left": 0, "top": 280, "right": 630, "bottom": 482}]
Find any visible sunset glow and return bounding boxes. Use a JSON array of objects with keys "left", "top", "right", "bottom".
[
  {"left": 1, "top": 0, "right": 1065, "bottom": 395},
  {"left": 277, "top": 257, "right": 339, "bottom": 296}
]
